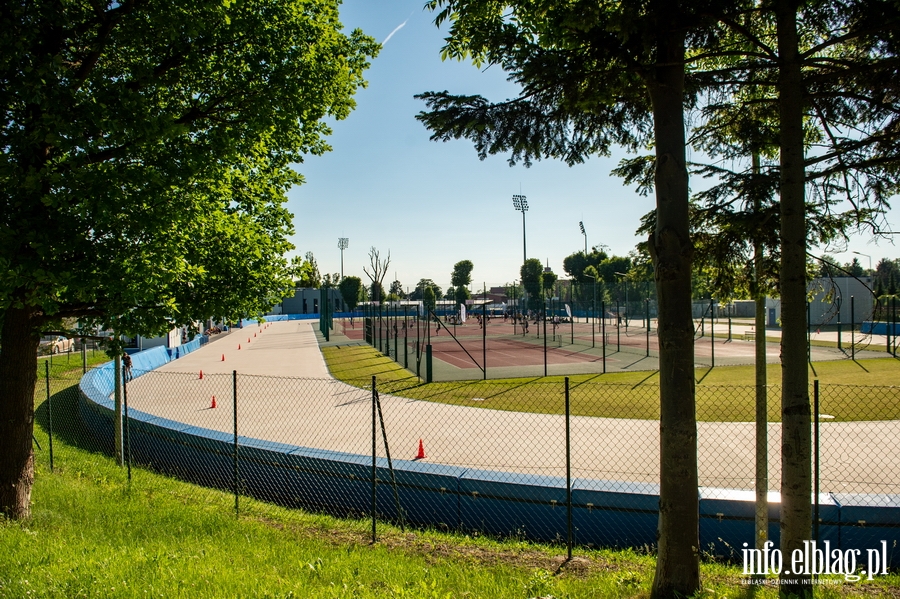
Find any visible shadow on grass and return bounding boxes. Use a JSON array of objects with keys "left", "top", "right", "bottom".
[
  {"left": 695, "top": 367, "right": 715, "bottom": 384},
  {"left": 34, "top": 381, "right": 113, "bottom": 458}
]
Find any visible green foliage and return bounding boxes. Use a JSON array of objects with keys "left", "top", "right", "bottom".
[
  {"left": 519, "top": 259, "right": 542, "bottom": 310},
  {"left": 337, "top": 276, "right": 362, "bottom": 312},
  {"left": 450, "top": 260, "right": 474, "bottom": 289},
  {"left": 562, "top": 249, "right": 608, "bottom": 284},
  {"left": 410, "top": 279, "right": 442, "bottom": 301},
  {"left": 423, "top": 286, "right": 436, "bottom": 312},
  {"left": 540, "top": 271, "right": 557, "bottom": 298},
  {"left": 369, "top": 281, "right": 384, "bottom": 303},
  {"left": 454, "top": 286, "right": 470, "bottom": 306},
  {"left": 0, "top": 0, "right": 378, "bottom": 339},
  {"left": 389, "top": 280, "right": 406, "bottom": 299},
  {"left": 294, "top": 252, "right": 322, "bottom": 289}
]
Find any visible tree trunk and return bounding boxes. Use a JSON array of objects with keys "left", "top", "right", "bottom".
[
  {"left": 0, "top": 306, "right": 41, "bottom": 519},
  {"left": 647, "top": 18, "right": 700, "bottom": 599},
  {"left": 776, "top": 1, "right": 812, "bottom": 594},
  {"left": 753, "top": 153, "right": 769, "bottom": 553}
]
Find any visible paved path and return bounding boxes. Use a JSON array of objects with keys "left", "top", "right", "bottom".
[{"left": 121, "top": 321, "right": 900, "bottom": 494}]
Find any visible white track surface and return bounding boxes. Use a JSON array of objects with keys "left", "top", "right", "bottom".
[{"left": 122, "top": 321, "right": 899, "bottom": 494}]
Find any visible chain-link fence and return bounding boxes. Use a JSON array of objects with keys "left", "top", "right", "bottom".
[{"left": 34, "top": 364, "right": 900, "bottom": 564}]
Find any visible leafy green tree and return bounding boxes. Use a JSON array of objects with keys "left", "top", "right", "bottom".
[
  {"left": 423, "top": 286, "right": 436, "bottom": 312},
  {"left": 414, "top": 1, "right": 767, "bottom": 592},
  {"left": 693, "top": 4, "right": 900, "bottom": 587},
  {"left": 874, "top": 258, "right": 900, "bottom": 290},
  {"left": 369, "top": 281, "right": 385, "bottom": 303},
  {"left": 410, "top": 279, "right": 442, "bottom": 301},
  {"left": 450, "top": 259, "right": 474, "bottom": 305},
  {"left": 520, "top": 259, "right": 543, "bottom": 311},
  {"left": 295, "top": 252, "right": 322, "bottom": 288},
  {"left": 0, "top": 0, "right": 377, "bottom": 519},
  {"left": 444, "top": 286, "right": 455, "bottom": 301},
  {"left": 454, "top": 286, "right": 471, "bottom": 306},
  {"left": 541, "top": 271, "right": 558, "bottom": 298},
  {"left": 562, "top": 249, "right": 608, "bottom": 284},
  {"left": 844, "top": 258, "right": 865, "bottom": 278},
  {"left": 338, "top": 276, "right": 363, "bottom": 312},
  {"left": 389, "top": 280, "right": 406, "bottom": 299}
]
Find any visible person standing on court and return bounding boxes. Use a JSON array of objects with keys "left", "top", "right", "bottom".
[{"left": 122, "top": 352, "right": 133, "bottom": 382}]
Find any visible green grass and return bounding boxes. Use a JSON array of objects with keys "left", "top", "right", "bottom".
[
  {"left": 37, "top": 346, "right": 110, "bottom": 379},
  {"left": 5, "top": 382, "right": 898, "bottom": 598},
  {"left": 322, "top": 346, "right": 900, "bottom": 422}
]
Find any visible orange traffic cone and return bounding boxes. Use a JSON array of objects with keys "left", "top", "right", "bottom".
[
  {"left": 247, "top": 337, "right": 250, "bottom": 343},
  {"left": 415, "top": 439, "right": 427, "bottom": 460},
  {"left": 221, "top": 354, "right": 226, "bottom": 361},
  {"left": 238, "top": 343, "right": 241, "bottom": 350},
  {"left": 210, "top": 395, "right": 217, "bottom": 409},
  {"left": 199, "top": 370, "right": 203, "bottom": 379},
  {"left": 254, "top": 333, "right": 256, "bottom": 337}
]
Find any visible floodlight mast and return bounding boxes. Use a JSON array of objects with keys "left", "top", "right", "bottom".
[
  {"left": 512, "top": 195, "right": 528, "bottom": 266},
  {"left": 338, "top": 237, "right": 349, "bottom": 280},
  {"left": 579, "top": 221, "right": 587, "bottom": 254}
]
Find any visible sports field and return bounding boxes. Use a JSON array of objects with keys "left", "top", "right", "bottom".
[
  {"left": 117, "top": 320, "right": 900, "bottom": 494},
  {"left": 340, "top": 314, "right": 878, "bottom": 380}
]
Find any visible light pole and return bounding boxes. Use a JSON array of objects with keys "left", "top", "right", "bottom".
[
  {"left": 512, "top": 194, "right": 528, "bottom": 265},
  {"left": 338, "top": 237, "right": 349, "bottom": 280},
  {"left": 513, "top": 194, "right": 529, "bottom": 317},
  {"left": 852, "top": 251, "right": 872, "bottom": 273},
  {"left": 579, "top": 221, "right": 587, "bottom": 255}
]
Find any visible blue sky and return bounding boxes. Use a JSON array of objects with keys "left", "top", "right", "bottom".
[{"left": 286, "top": 0, "right": 900, "bottom": 291}]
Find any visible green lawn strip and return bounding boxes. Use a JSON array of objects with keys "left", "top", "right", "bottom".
[
  {"left": 37, "top": 348, "right": 111, "bottom": 380},
  {"left": 704, "top": 330, "right": 895, "bottom": 351},
  {"left": 322, "top": 346, "right": 900, "bottom": 422},
  {"left": 9, "top": 422, "right": 898, "bottom": 599}
]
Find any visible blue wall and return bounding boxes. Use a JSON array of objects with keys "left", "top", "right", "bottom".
[
  {"left": 861, "top": 321, "right": 900, "bottom": 335},
  {"left": 78, "top": 348, "right": 900, "bottom": 566}
]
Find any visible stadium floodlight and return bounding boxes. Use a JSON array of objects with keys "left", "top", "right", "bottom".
[
  {"left": 579, "top": 221, "right": 587, "bottom": 254},
  {"left": 338, "top": 237, "right": 349, "bottom": 280},
  {"left": 512, "top": 195, "right": 528, "bottom": 265}
]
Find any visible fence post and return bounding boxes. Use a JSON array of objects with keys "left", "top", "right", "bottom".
[
  {"left": 425, "top": 344, "right": 433, "bottom": 383},
  {"left": 565, "top": 377, "right": 573, "bottom": 561},
  {"left": 371, "top": 375, "right": 377, "bottom": 543},
  {"left": 601, "top": 300, "right": 606, "bottom": 374},
  {"left": 646, "top": 298, "right": 650, "bottom": 358},
  {"left": 233, "top": 369, "right": 239, "bottom": 517},
  {"left": 124, "top": 374, "right": 131, "bottom": 481},
  {"left": 404, "top": 305, "right": 409, "bottom": 369},
  {"left": 616, "top": 300, "right": 620, "bottom": 352},
  {"left": 114, "top": 351, "right": 123, "bottom": 467},
  {"left": 45, "top": 361, "right": 53, "bottom": 473},
  {"left": 711, "top": 300, "right": 715, "bottom": 367},
  {"left": 813, "top": 379, "right": 820, "bottom": 546},
  {"left": 851, "top": 296, "right": 855, "bottom": 360},
  {"left": 889, "top": 295, "right": 897, "bottom": 357},
  {"left": 543, "top": 299, "right": 548, "bottom": 377},
  {"left": 483, "top": 291, "right": 487, "bottom": 381}
]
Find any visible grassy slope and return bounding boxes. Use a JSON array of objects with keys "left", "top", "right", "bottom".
[
  {"left": 321, "top": 345, "right": 900, "bottom": 422},
  {"left": 5, "top": 396, "right": 898, "bottom": 598}
]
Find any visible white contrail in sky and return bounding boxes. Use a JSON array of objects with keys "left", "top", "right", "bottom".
[{"left": 382, "top": 13, "right": 414, "bottom": 45}]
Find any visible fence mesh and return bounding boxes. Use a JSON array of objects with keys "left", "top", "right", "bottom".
[{"left": 35, "top": 362, "right": 900, "bottom": 560}]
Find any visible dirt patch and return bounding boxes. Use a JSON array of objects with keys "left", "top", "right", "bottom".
[{"left": 250, "top": 514, "right": 633, "bottom": 579}]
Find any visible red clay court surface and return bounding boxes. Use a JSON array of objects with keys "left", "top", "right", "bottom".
[{"left": 339, "top": 318, "right": 795, "bottom": 371}]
